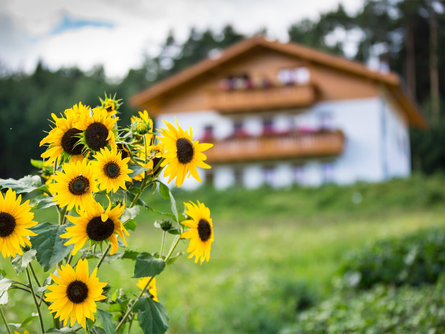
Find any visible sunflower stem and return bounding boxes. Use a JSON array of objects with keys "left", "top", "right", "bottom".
[
  {"left": 0, "top": 306, "right": 12, "bottom": 334},
  {"left": 29, "top": 263, "right": 41, "bottom": 287},
  {"left": 129, "top": 177, "right": 147, "bottom": 208},
  {"left": 165, "top": 235, "right": 181, "bottom": 261},
  {"left": 160, "top": 230, "right": 166, "bottom": 257},
  {"left": 26, "top": 267, "right": 45, "bottom": 333},
  {"left": 116, "top": 236, "right": 181, "bottom": 332},
  {"left": 57, "top": 206, "right": 68, "bottom": 225},
  {"left": 9, "top": 285, "right": 49, "bottom": 306},
  {"left": 115, "top": 276, "right": 154, "bottom": 331},
  {"left": 95, "top": 244, "right": 111, "bottom": 270}
]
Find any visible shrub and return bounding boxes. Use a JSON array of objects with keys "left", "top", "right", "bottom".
[
  {"left": 281, "top": 280, "right": 445, "bottom": 334},
  {"left": 339, "top": 227, "right": 445, "bottom": 289}
]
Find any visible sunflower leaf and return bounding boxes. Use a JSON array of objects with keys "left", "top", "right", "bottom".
[
  {"left": 30, "top": 222, "right": 72, "bottom": 271},
  {"left": 11, "top": 249, "right": 37, "bottom": 273},
  {"left": 128, "top": 163, "right": 150, "bottom": 178},
  {"left": 124, "top": 219, "right": 137, "bottom": 231},
  {"left": 45, "top": 328, "right": 78, "bottom": 333},
  {"left": 91, "top": 327, "right": 106, "bottom": 334},
  {"left": 134, "top": 297, "right": 169, "bottom": 334},
  {"left": 0, "top": 278, "right": 12, "bottom": 305},
  {"left": 134, "top": 253, "right": 166, "bottom": 278},
  {"left": 158, "top": 182, "right": 178, "bottom": 223},
  {"left": 121, "top": 206, "right": 140, "bottom": 222},
  {"left": 30, "top": 195, "right": 57, "bottom": 210},
  {"left": 0, "top": 175, "right": 42, "bottom": 193},
  {"left": 97, "top": 309, "right": 116, "bottom": 334}
]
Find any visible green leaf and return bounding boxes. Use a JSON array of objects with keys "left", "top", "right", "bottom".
[
  {"left": 11, "top": 249, "right": 36, "bottom": 273},
  {"left": 124, "top": 219, "right": 137, "bottom": 231},
  {"left": 30, "top": 222, "right": 72, "bottom": 271},
  {"left": 0, "top": 175, "right": 42, "bottom": 193},
  {"left": 97, "top": 309, "right": 116, "bottom": 334},
  {"left": 45, "top": 328, "right": 78, "bottom": 333},
  {"left": 158, "top": 182, "right": 170, "bottom": 200},
  {"left": 0, "top": 278, "right": 12, "bottom": 305},
  {"left": 158, "top": 182, "right": 178, "bottom": 222},
  {"left": 128, "top": 163, "right": 150, "bottom": 178},
  {"left": 30, "top": 195, "right": 57, "bottom": 210},
  {"left": 134, "top": 252, "right": 166, "bottom": 278},
  {"left": 134, "top": 297, "right": 169, "bottom": 334},
  {"left": 121, "top": 206, "right": 140, "bottom": 222},
  {"left": 30, "top": 159, "right": 45, "bottom": 169},
  {"left": 121, "top": 249, "right": 140, "bottom": 260},
  {"left": 91, "top": 327, "right": 106, "bottom": 334}
]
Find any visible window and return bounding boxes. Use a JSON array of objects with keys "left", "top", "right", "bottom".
[
  {"left": 201, "top": 125, "right": 214, "bottom": 141},
  {"left": 322, "top": 162, "right": 335, "bottom": 184},
  {"left": 277, "top": 67, "right": 310, "bottom": 86},
  {"left": 264, "top": 166, "right": 275, "bottom": 186},
  {"left": 205, "top": 170, "right": 214, "bottom": 187},
  {"left": 234, "top": 120, "right": 246, "bottom": 138},
  {"left": 234, "top": 168, "right": 243, "bottom": 186},
  {"left": 262, "top": 118, "right": 274, "bottom": 136},
  {"left": 294, "top": 164, "right": 305, "bottom": 185}
]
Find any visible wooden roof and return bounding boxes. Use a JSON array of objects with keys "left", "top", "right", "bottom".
[{"left": 131, "top": 36, "right": 427, "bottom": 129}]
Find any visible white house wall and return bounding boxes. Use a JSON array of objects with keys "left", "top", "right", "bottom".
[
  {"left": 381, "top": 95, "right": 411, "bottom": 178},
  {"left": 156, "top": 97, "right": 411, "bottom": 189}
]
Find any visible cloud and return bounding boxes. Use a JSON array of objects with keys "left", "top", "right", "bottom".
[
  {"left": 0, "top": 0, "right": 365, "bottom": 78},
  {"left": 50, "top": 12, "right": 115, "bottom": 35}
]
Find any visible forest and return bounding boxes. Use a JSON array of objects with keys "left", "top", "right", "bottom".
[{"left": 0, "top": 0, "right": 444, "bottom": 178}]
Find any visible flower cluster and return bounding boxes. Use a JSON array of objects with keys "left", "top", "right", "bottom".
[{"left": 0, "top": 95, "right": 214, "bottom": 333}]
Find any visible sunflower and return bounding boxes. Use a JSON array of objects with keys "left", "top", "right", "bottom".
[
  {"left": 49, "top": 160, "right": 97, "bottom": 211},
  {"left": 40, "top": 105, "right": 89, "bottom": 165},
  {"left": 137, "top": 277, "right": 158, "bottom": 302},
  {"left": 99, "top": 94, "right": 121, "bottom": 116},
  {"left": 64, "top": 102, "right": 91, "bottom": 122},
  {"left": 75, "top": 107, "right": 117, "bottom": 152},
  {"left": 158, "top": 120, "right": 213, "bottom": 187},
  {"left": 45, "top": 259, "right": 106, "bottom": 328},
  {"left": 131, "top": 110, "right": 153, "bottom": 136},
  {"left": 180, "top": 201, "right": 214, "bottom": 264},
  {"left": 61, "top": 201, "right": 128, "bottom": 255},
  {"left": 0, "top": 189, "right": 37, "bottom": 258},
  {"left": 92, "top": 147, "right": 133, "bottom": 193},
  {"left": 14, "top": 330, "right": 30, "bottom": 334}
]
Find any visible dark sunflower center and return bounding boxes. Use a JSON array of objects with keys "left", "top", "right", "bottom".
[
  {"left": 85, "top": 122, "right": 109, "bottom": 151},
  {"left": 197, "top": 219, "right": 211, "bottom": 242},
  {"left": 104, "top": 162, "right": 120, "bottom": 179},
  {"left": 61, "top": 128, "right": 84, "bottom": 155},
  {"left": 176, "top": 138, "right": 194, "bottom": 164},
  {"left": 68, "top": 176, "right": 90, "bottom": 195},
  {"left": 117, "top": 143, "right": 130, "bottom": 159},
  {"left": 0, "top": 212, "right": 16, "bottom": 237},
  {"left": 86, "top": 217, "right": 115, "bottom": 241},
  {"left": 66, "top": 280, "right": 88, "bottom": 304}
]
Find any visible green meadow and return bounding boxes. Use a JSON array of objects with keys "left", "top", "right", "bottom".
[{"left": 2, "top": 174, "right": 445, "bottom": 333}]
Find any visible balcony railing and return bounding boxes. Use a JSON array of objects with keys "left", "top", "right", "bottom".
[
  {"left": 205, "top": 130, "right": 345, "bottom": 163},
  {"left": 207, "top": 84, "right": 317, "bottom": 113}
]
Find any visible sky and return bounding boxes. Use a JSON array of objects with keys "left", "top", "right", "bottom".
[{"left": 0, "top": 0, "right": 364, "bottom": 79}]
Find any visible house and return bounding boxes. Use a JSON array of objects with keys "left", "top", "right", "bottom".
[{"left": 131, "top": 36, "right": 427, "bottom": 189}]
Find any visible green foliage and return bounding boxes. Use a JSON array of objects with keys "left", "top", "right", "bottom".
[
  {"left": 30, "top": 222, "right": 72, "bottom": 271},
  {"left": 134, "top": 297, "right": 169, "bottom": 334},
  {"left": 97, "top": 309, "right": 116, "bottom": 334},
  {"left": 281, "top": 281, "right": 445, "bottom": 334},
  {"left": 134, "top": 253, "right": 166, "bottom": 278},
  {"left": 339, "top": 227, "right": 445, "bottom": 289}
]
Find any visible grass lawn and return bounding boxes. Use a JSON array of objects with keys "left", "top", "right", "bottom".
[{"left": 2, "top": 175, "right": 445, "bottom": 333}]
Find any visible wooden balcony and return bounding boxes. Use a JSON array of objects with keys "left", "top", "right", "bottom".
[
  {"left": 207, "top": 84, "right": 317, "bottom": 113},
  {"left": 205, "top": 130, "right": 345, "bottom": 163}
]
